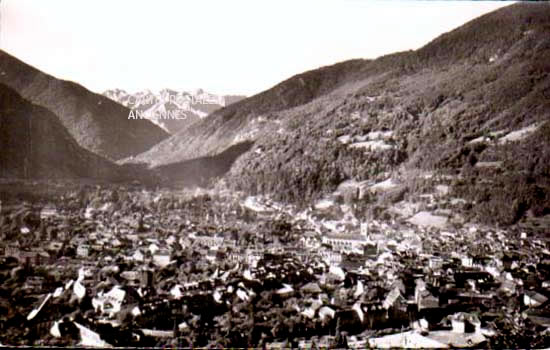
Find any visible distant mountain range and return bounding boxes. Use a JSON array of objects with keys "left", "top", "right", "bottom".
[
  {"left": 103, "top": 88, "right": 246, "bottom": 134},
  {"left": 0, "top": 50, "right": 169, "bottom": 161},
  {"left": 129, "top": 2, "right": 550, "bottom": 225}
]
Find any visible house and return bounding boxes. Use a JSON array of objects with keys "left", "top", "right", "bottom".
[
  {"left": 449, "top": 312, "right": 481, "bottom": 333},
  {"left": 524, "top": 291, "right": 548, "bottom": 308},
  {"left": 454, "top": 271, "right": 493, "bottom": 288},
  {"left": 245, "top": 248, "right": 263, "bottom": 268},
  {"left": 341, "top": 254, "right": 365, "bottom": 271},
  {"left": 319, "top": 250, "right": 342, "bottom": 266},
  {"left": 289, "top": 250, "right": 309, "bottom": 263},
  {"left": 40, "top": 205, "right": 58, "bottom": 220},
  {"left": 322, "top": 234, "right": 367, "bottom": 253},
  {"left": 428, "top": 256, "right": 444, "bottom": 270},
  {"left": 418, "top": 291, "right": 440, "bottom": 310},
  {"left": 132, "top": 249, "right": 145, "bottom": 262},
  {"left": 461, "top": 257, "right": 473, "bottom": 268},
  {"left": 194, "top": 235, "right": 224, "bottom": 248},
  {"left": 55, "top": 226, "right": 70, "bottom": 241},
  {"left": 383, "top": 286, "right": 406, "bottom": 310},
  {"left": 77, "top": 244, "right": 90, "bottom": 258},
  {"left": 300, "top": 235, "right": 320, "bottom": 249},
  {"left": 364, "top": 242, "right": 378, "bottom": 257},
  {"left": 205, "top": 249, "right": 218, "bottom": 262},
  {"left": 4, "top": 242, "right": 21, "bottom": 259},
  {"left": 153, "top": 249, "right": 171, "bottom": 268},
  {"left": 91, "top": 243, "right": 104, "bottom": 253},
  {"left": 228, "top": 250, "right": 243, "bottom": 264},
  {"left": 527, "top": 311, "right": 550, "bottom": 328},
  {"left": 24, "top": 276, "right": 45, "bottom": 291},
  {"left": 415, "top": 279, "right": 440, "bottom": 311},
  {"left": 20, "top": 250, "right": 41, "bottom": 266},
  {"left": 369, "top": 331, "right": 449, "bottom": 349},
  {"left": 121, "top": 270, "right": 140, "bottom": 286},
  {"left": 426, "top": 272, "right": 442, "bottom": 288},
  {"left": 301, "top": 282, "right": 322, "bottom": 295},
  {"left": 472, "top": 255, "right": 492, "bottom": 268}
]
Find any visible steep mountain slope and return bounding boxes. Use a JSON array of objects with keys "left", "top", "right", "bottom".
[
  {"left": 0, "top": 84, "right": 126, "bottom": 180},
  {"left": 0, "top": 51, "right": 169, "bottom": 160},
  {"left": 103, "top": 88, "right": 245, "bottom": 134},
  {"left": 130, "top": 58, "right": 374, "bottom": 166},
  {"left": 226, "top": 2, "right": 550, "bottom": 226}
]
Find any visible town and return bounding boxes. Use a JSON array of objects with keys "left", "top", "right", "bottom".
[{"left": 0, "top": 183, "right": 549, "bottom": 348}]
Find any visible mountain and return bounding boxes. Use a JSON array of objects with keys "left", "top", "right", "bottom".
[
  {"left": 130, "top": 58, "right": 372, "bottom": 166},
  {"left": 227, "top": 2, "right": 550, "bottom": 226},
  {"left": 103, "top": 88, "right": 246, "bottom": 134},
  {"left": 0, "top": 51, "right": 169, "bottom": 161},
  {"left": 153, "top": 141, "right": 254, "bottom": 187},
  {"left": 0, "top": 83, "right": 126, "bottom": 180},
  {"left": 137, "top": 3, "right": 549, "bottom": 226}
]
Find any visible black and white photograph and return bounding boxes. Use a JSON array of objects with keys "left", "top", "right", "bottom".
[{"left": 0, "top": 0, "right": 549, "bottom": 348}]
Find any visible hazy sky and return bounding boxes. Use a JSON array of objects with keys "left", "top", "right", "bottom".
[{"left": 2, "top": 0, "right": 512, "bottom": 96}]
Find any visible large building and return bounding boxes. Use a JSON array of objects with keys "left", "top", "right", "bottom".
[
  {"left": 322, "top": 233, "right": 367, "bottom": 253},
  {"left": 321, "top": 222, "right": 371, "bottom": 253},
  {"left": 193, "top": 235, "right": 224, "bottom": 248}
]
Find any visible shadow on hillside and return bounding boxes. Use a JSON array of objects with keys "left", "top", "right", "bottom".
[{"left": 153, "top": 141, "right": 254, "bottom": 187}]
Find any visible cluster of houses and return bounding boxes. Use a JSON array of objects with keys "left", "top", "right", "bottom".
[{"left": 0, "top": 189, "right": 549, "bottom": 348}]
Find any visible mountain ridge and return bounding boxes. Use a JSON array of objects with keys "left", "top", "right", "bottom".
[
  {"left": 226, "top": 2, "right": 550, "bottom": 225},
  {"left": 0, "top": 83, "right": 127, "bottom": 180},
  {"left": 129, "top": 58, "right": 374, "bottom": 166},
  {"left": 0, "top": 50, "right": 170, "bottom": 161},
  {"left": 129, "top": 2, "right": 550, "bottom": 226}
]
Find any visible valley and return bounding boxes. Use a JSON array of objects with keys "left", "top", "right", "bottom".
[
  {"left": 1, "top": 2, "right": 549, "bottom": 348},
  {"left": 0, "top": 181, "right": 548, "bottom": 348}
]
